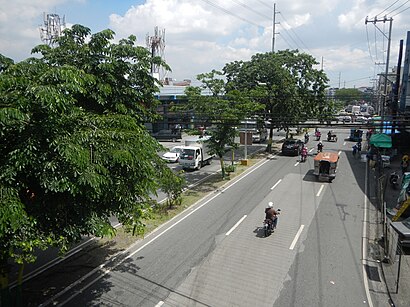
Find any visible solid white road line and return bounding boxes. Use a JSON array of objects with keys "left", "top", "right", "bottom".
[
  {"left": 270, "top": 179, "right": 282, "bottom": 190},
  {"left": 226, "top": 215, "right": 247, "bottom": 236},
  {"left": 362, "top": 160, "right": 374, "bottom": 307},
  {"left": 316, "top": 184, "right": 325, "bottom": 197},
  {"left": 338, "top": 151, "right": 342, "bottom": 156},
  {"left": 309, "top": 148, "right": 314, "bottom": 153},
  {"left": 294, "top": 161, "right": 300, "bottom": 166},
  {"left": 289, "top": 225, "right": 305, "bottom": 250},
  {"left": 155, "top": 301, "right": 164, "bottom": 307},
  {"left": 343, "top": 141, "right": 346, "bottom": 146}
]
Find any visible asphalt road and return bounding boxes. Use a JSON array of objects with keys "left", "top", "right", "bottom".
[{"left": 44, "top": 128, "right": 378, "bottom": 306}]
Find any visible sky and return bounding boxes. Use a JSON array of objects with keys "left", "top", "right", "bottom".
[{"left": 0, "top": 0, "right": 410, "bottom": 89}]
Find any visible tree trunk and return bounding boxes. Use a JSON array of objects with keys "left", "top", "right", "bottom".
[{"left": 219, "top": 156, "right": 225, "bottom": 178}]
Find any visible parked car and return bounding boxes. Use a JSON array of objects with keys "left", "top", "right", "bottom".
[
  {"left": 161, "top": 146, "right": 184, "bottom": 163},
  {"left": 152, "top": 129, "right": 182, "bottom": 142},
  {"left": 281, "top": 139, "right": 304, "bottom": 156},
  {"left": 391, "top": 217, "right": 410, "bottom": 246}
]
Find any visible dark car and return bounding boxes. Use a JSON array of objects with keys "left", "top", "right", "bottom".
[
  {"left": 391, "top": 216, "right": 410, "bottom": 246},
  {"left": 152, "top": 129, "right": 182, "bottom": 142},
  {"left": 281, "top": 139, "right": 304, "bottom": 156}
]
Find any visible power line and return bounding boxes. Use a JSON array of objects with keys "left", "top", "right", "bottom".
[
  {"left": 376, "top": 0, "right": 401, "bottom": 16},
  {"left": 391, "top": 5, "right": 410, "bottom": 17},
  {"left": 386, "top": 0, "right": 409, "bottom": 15},
  {"left": 230, "top": 0, "right": 271, "bottom": 20},
  {"left": 278, "top": 12, "right": 311, "bottom": 54},
  {"left": 199, "top": 0, "right": 264, "bottom": 28}
]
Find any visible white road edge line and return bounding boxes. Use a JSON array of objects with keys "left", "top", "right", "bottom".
[
  {"left": 294, "top": 161, "right": 300, "bottom": 167},
  {"left": 155, "top": 301, "right": 164, "bottom": 307},
  {"left": 44, "top": 156, "right": 274, "bottom": 306},
  {"left": 338, "top": 151, "right": 342, "bottom": 156},
  {"left": 309, "top": 148, "right": 314, "bottom": 153},
  {"left": 226, "top": 215, "right": 247, "bottom": 236},
  {"left": 343, "top": 141, "right": 346, "bottom": 146},
  {"left": 270, "top": 179, "right": 282, "bottom": 190},
  {"left": 316, "top": 184, "right": 325, "bottom": 197},
  {"left": 289, "top": 225, "right": 305, "bottom": 250},
  {"left": 362, "top": 160, "right": 374, "bottom": 307}
]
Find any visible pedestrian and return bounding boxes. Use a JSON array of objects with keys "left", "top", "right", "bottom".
[{"left": 401, "top": 155, "right": 409, "bottom": 175}]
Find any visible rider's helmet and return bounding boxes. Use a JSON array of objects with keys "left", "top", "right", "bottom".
[{"left": 268, "top": 201, "right": 274, "bottom": 208}]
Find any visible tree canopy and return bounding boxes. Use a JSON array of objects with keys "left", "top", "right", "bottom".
[
  {"left": 0, "top": 24, "right": 178, "bottom": 298},
  {"left": 181, "top": 70, "right": 264, "bottom": 178},
  {"left": 224, "top": 50, "right": 329, "bottom": 149}
]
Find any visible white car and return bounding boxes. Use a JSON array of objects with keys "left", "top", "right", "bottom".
[{"left": 161, "top": 146, "right": 184, "bottom": 163}]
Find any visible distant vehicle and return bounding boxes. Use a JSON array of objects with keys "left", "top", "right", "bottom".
[
  {"left": 162, "top": 146, "right": 184, "bottom": 163},
  {"left": 179, "top": 136, "right": 213, "bottom": 170},
  {"left": 352, "top": 105, "right": 361, "bottom": 115},
  {"left": 239, "top": 119, "right": 268, "bottom": 143},
  {"left": 281, "top": 139, "right": 304, "bottom": 156},
  {"left": 152, "top": 129, "right": 182, "bottom": 142},
  {"left": 336, "top": 115, "right": 351, "bottom": 123},
  {"left": 391, "top": 216, "right": 410, "bottom": 246},
  {"left": 355, "top": 116, "right": 368, "bottom": 124},
  {"left": 349, "top": 129, "right": 363, "bottom": 142}
]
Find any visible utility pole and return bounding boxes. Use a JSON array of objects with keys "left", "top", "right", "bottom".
[
  {"left": 272, "top": 3, "right": 279, "bottom": 52},
  {"left": 365, "top": 16, "right": 393, "bottom": 128}
]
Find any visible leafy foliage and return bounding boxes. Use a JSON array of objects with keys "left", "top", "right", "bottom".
[
  {"left": 0, "top": 24, "right": 178, "bottom": 293},
  {"left": 180, "top": 71, "right": 264, "bottom": 178},
  {"left": 224, "top": 50, "right": 329, "bottom": 150}
]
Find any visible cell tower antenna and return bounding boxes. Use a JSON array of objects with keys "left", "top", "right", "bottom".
[
  {"left": 146, "top": 26, "right": 166, "bottom": 81},
  {"left": 39, "top": 12, "right": 66, "bottom": 46}
]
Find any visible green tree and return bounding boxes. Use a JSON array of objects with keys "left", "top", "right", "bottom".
[
  {"left": 181, "top": 70, "right": 264, "bottom": 178},
  {"left": 0, "top": 25, "right": 179, "bottom": 305},
  {"left": 224, "top": 50, "right": 329, "bottom": 151},
  {"left": 334, "top": 88, "right": 362, "bottom": 105}
]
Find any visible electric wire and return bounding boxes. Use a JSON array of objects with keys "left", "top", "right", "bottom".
[
  {"left": 254, "top": 0, "right": 272, "bottom": 10},
  {"left": 278, "top": 12, "right": 311, "bottom": 54},
  {"left": 230, "top": 0, "right": 271, "bottom": 20},
  {"left": 198, "top": 0, "right": 265, "bottom": 28},
  {"left": 385, "top": 0, "right": 409, "bottom": 15},
  {"left": 365, "top": 24, "right": 374, "bottom": 63},
  {"left": 376, "top": 0, "right": 401, "bottom": 16},
  {"left": 391, "top": 5, "right": 410, "bottom": 17}
]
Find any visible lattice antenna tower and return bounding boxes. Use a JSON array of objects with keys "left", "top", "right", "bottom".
[
  {"left": 39, "top": 12, "right": 66, "bottom": 46},
  {"left": 146, "top": 26, "right": 166, "bottom": 81}
]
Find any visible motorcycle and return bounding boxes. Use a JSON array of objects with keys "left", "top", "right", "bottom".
[
  {"left": 315, "top": 131, "right": 321, "bottom": 141},
  {"left": 301, "top": 149, "right": 308, "bottom": 162},
  {"left": 304, "top": 134, "right": 309, "bottom": 144},
  {"left": 263, "top": 209, "right": 280, "bottom": 237},
  {"left": 389, "top": 172, "right": 400, "bottom": 189}
]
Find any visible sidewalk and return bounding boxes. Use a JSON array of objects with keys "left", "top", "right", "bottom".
[{"left": 369, "top": 154, "right": 410, "bottom": 307}]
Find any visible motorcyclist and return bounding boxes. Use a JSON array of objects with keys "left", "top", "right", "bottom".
[
  {"left": 265, "top": 202, "right": 278, "bottom": 230},
  {"left": 317, "top": 141, "right": 323, "bottom": 153},
  {"left": 315, "top": 129, "right": 321, "bottom": 140},
  {"left": 304, "top": 132, "right": 309, "bottom": 143},
  {"left": 357, "top": 141, "right": 362, "bottom": 154},
  {"left": 301, "top": 146, "right": 308, "bottom": 162},
  {"left": 327, "top": 130, "right": 332, "bottom": 141}
]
